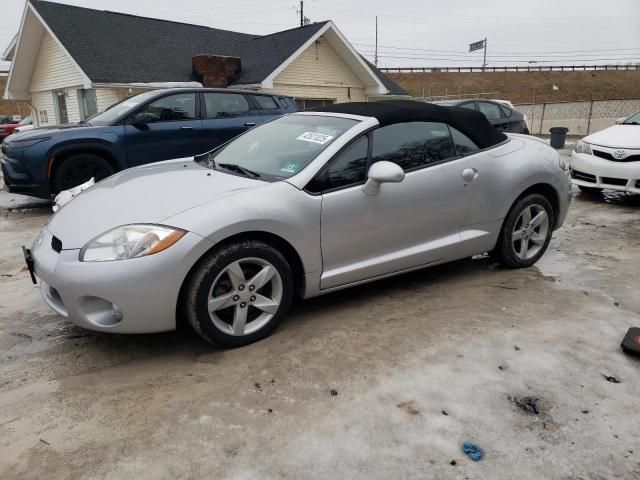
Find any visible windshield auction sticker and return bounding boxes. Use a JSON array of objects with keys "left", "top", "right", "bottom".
[
  {"left": 296, "top": 132, "right": 334, "bottom": 145},
  {"left": 280, "top": 162, "right": 300, "bottom": 173}
]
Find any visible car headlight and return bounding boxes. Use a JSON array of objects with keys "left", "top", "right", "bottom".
[
  {"left": 80, "top": 224, "right": 186, "bottom": 262},
  {"left": 574, "top": 140, "right": 592, "bottom": 155}
]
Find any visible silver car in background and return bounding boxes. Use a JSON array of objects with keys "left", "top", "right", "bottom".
[{"left": 27, "top": 101, "right": 571, "bottom": 348}]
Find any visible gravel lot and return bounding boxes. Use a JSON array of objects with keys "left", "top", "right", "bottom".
[{"left": 1, "top": 151, "right": 639, "bottom": 479}]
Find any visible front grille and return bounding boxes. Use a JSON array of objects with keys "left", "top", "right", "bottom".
[
  {"left": 593, "top": 149, "right": 640, "bottom": 163},
  {"left": 51, "top": 236, "right": 62, "bottom": 253},
  {"left": 636, "top": 180, "right": 640, "bottom": 189},
  {"left": 602, "top": 177, "right": 628, "bottom": 186},
  {"left": 571, "top": 169, "right": 596, "bottom": 183}
]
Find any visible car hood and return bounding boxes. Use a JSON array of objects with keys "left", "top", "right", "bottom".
[
  {"left": 7, "top": 123, "right": 95, "bottom": 141},
  {"left": 584, "top": 125, "right": 640, "bottom": 149},
  {"left": 47, "top": 159, "right": 263, "bottom": 249}
]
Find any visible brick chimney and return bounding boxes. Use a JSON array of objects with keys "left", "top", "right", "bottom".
[{"left": 192, "top": 55, "right": 242, "bottom": 88}]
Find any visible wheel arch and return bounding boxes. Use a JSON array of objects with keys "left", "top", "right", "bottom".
[
  {"left": 48, "top": 143, "right": 120, "bottom": 191},
  {"left": 515, "top": 183, "right": 560, "bottom": 228},
  {"left": 176, "top": 230, "right": 307, "bottom": 326}
]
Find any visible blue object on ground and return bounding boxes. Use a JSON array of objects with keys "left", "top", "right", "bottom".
[{"left": 463, "top": 442, "right": 484, "bottom": 461}]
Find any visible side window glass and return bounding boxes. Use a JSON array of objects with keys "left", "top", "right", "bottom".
[
  {"left": 254, "top": 95, "right": 279, "bottom": 110},
  {"left": 477, "top": 101, "right": 502, "bottom": 120},
  {"left": 499, "top": 105, "right": 512, "bottom": 118},
  {"left": 308, "top": 136, "right": 368, "bottom": 192},
  {"left": 141, "top": 93, "right": 196, "bottom": 121},
  {"left": 460, "top": 102, "right": 476, "bottom": 110},
  {"left": 371, "top": 122, "right": 455, "bottom": 171},
  {"left": 204, "top": 93, "right": 250, "bottom": 119},
  {"left": 450, "top": 127, "right": 480, "bottom": 156}
]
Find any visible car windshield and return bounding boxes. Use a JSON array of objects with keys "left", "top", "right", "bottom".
[
  {"left": 622, "top": 112, "right": 640, "bottom": 125},
  {"left": 18, "top": 116, "right": 32, "bottom": 126},
  {"left": 201, "top": 114, "right": 358, "bottom": 179},
  {"left": 87, "top": 90, "right": 160, "bottom": 126}
]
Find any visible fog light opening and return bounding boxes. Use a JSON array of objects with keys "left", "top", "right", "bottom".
[{"left": 79, "top": 296, "right": 124, "bottom": 327}]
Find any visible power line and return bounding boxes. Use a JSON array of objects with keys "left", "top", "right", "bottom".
[
  {"left": 353, "top": 43, "right": 640, "bottom": 57},
  {"left": 363, "top": 53, "right": 640, "bottom": 64}
]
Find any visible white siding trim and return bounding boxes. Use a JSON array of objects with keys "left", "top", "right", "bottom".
[
  {"left": 4, "top": 3, "right": 30, "bottom": 100},
  {"left": 27, "top": 3, "right": 92, "bottom": 88},
  {"left": 261, "top": 21, "right": 387, "bottom": 95}
]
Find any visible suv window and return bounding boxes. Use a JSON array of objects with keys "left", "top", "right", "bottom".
[
  {"left": 254, "top": 95, "right": 279, "bottom": 110},
  {"left": 204, "top": 92, "right": 250, "bottom": 119},
  {"left": 499, "top": 104, "right": 512, "bottom": 118},
  {"left": 141, "top": 93, "right": 196, "bottom": 121},
  {"left": 308, "top": 136, "right": 369, "bottom": 192},
  {"left": 371, "top": 122, "right": 455, "bottom": 171},
  {"left": 459, "top": 102, "right": 476, "bottom": 110},
  {"left": 477, "top": 101, "right": 502, "bottom": 120},
  {"left": 450, "top": 127, "right": 480, "bottom": 156}
]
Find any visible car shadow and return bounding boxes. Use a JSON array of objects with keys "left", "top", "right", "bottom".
[
  {"left": 576, "top": 189, "right": 640, "bottom": 207},
  {"left": 43, "top": 255, "right": 500, "bottom": 360}
]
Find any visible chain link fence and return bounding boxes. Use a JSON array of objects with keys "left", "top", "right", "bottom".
[{"left": 516, "top": 98, "right": 640, "bottom": 136}]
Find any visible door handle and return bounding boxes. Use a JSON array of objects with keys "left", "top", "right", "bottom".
[
  {"left": 180, "top": 126, "right": 193, "bottom": 130},
  {"left": 462, "top": 168, "right": 479, "bottom": 186},
  {"left": 244, "top": 122, "right": 256, "bottom": 127}
]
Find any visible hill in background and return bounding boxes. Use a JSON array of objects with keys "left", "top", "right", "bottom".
[{"left": 386, "top": 69, "right": 640, "bottom": 104}]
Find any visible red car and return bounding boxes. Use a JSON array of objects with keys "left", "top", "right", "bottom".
[{"left": 0, "top": 116, "right": 32, "bottom": 140}]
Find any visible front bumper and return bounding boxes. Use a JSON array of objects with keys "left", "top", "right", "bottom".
[
  {"left": 1, "top": 154, "right": 49, "bottom": 197},
  {"left": 569, "top": 151, "right": 640, "bottom": 193},
  {"left": 30, "top": 228, "right": 214, "bottom": 334}
]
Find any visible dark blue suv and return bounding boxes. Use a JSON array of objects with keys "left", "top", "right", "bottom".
[{"left": 1, "top": 88, "right": 296, "bottom": 197}]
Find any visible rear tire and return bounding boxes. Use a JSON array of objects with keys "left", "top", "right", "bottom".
[
  {"left": 578, "top": 185, "right": 603, "bottom": 194},
  {"left": 491, "top": 193, "right": 554, "bottom": 268},
  {"left": 52, "top": 154, "right": 114, "bottom": 193},
  {"left": 185, "top": 240, "right": 294, "bottom": 348}
]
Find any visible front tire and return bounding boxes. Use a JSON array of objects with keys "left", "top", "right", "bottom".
[
  {"left": 52, "top": 154, "right": 114, "bottom": 193},
  {"left": 185, "top": 240, "right": 294, "bottom": 348},
  {"left": 491, "top": 193, "right": 554, "bottom": 268}
]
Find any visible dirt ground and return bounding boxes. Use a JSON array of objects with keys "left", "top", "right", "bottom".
[{"left": 1, "top": 166, "right": 639, "bottom": 479}]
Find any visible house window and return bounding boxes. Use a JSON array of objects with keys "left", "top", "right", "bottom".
[
  {"left": 39, "top": 110, "right": 49, "bottom": 124},
  {"left": 78, "top": 89, "right": 98, "bottom": 120},
  {"left": 295, "top": 98, "right": 335, "bottom": 110}
]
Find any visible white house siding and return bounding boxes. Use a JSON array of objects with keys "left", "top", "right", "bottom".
[
  {"left": 28, "top": 31, "right": 87, "bottom": 125},
  {"left": 30, "top": 90, "right": 55, "bottom": 127},
  {"left": 272, "top": 36, "right": 366, "bottom": 103},
  {"left": 30, "top": 32, "right": 84, "bottom": 93},
  {"left": 95, "top": 88, "right": 119, "bottom": 112}
]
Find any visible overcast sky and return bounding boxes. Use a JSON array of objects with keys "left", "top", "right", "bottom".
[{"left": 2, "top": 0, "right": 639, "bottom": 69}]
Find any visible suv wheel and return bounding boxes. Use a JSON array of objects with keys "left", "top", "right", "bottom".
[
  {"left": 185, "top": 240, "right": 294, "bottom": 348},
  {"left": 491, "top": 193, "right": 554, "bottom": 268},
  {"left": 53, "top": 154, "right": 114, "bottom": 193}
]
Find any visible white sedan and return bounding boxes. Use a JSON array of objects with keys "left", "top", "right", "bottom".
[{"left": 569, "top": 111, "right": 640, "bottom": 194}]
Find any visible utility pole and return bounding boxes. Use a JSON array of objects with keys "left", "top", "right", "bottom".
[
  {"left": 297, "top": 1, "right": 310, "bottom": 27},
  {"left": 374, "top": 16, "right": 378, "bottom": 67},
  {"left": 300, "top": 1, "right": 304, "bottom": 27}
]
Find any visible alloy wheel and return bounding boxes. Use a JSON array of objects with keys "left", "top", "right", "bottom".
[
  {"left": 207, "top": 257, "right": 283, "bottom": 336},
  {"left": 512, "top": 203, "right": 549, "bottom": 260}
]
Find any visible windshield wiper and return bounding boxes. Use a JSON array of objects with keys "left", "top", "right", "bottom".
[
  {"left": 623, "top": 121, "right": 639, "bottom": 125},
  {"left": 217, "top": 163, "right": 261, "bottom": 178},
  {"left": 79, "top": 120, "right": 91, "bottom": 126}
]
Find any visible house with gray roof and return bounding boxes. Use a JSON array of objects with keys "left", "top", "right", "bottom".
[{"left": 3, "top": 0, "right": 407, "bottom": 127}]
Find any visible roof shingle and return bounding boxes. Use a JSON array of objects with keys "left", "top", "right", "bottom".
[{"left": 30, "top": 0, "right": 406, "bottom": 94}]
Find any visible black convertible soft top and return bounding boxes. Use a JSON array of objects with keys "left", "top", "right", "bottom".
[{"left": 308, "top": 100, "right": 507, "bottom": 149}]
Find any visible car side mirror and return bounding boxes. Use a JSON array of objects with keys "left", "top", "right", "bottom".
[
  {"left": 363, "top": 161, "right": 405, "bottom": 196},
  {"left": 132, "top": 112, "right": 156, "bottom": 125}
]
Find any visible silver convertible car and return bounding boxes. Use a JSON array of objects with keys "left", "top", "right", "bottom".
[{"left": 26, "top": 101, "right": 571, "bottom": 348}]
